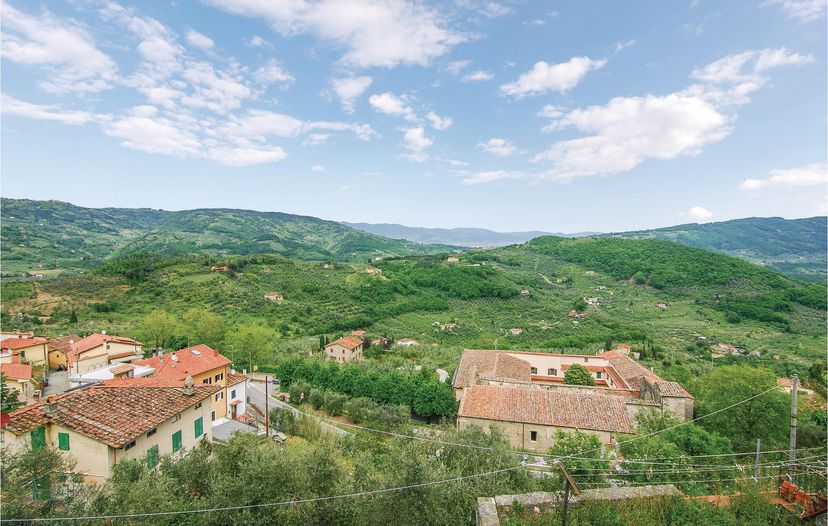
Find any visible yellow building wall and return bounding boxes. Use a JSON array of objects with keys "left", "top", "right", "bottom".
[
  {"left": 49, "top": 350, "right": 68, "bottom": 369},
  {"left": 69, "top": 346, "right": 109, "bottom": 375},
  {"left": 5, "top": 343, "right": 49, "bottom": 368},
  {"left": 192, "top": 366, "right": 229, "bottom": 421},
  {"left": 106, "top": 341, "right": 143, "bottom": 360}
]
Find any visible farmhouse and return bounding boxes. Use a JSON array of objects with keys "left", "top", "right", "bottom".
[
  {"left": 0, "top": 336, "right": 49, "bottom": 368},
  {"left": 324, "top": 336, "right": 364, "bottom": 363},
  {"left": 365, "top": 267, "right": 382, "bottom": 275},
  {"left": 396, "top": 338, "right": 419, "bottom": 347},
  {"left": 264, "top": 292, "right": 284, "bottom": 302},
  {"left": 452, "top": 347, "right": 693, "bottom": 451},
  {"left": 351, "top": 330, "right": 367, "bottom": 337},
  {"left": 447, "top": 256, "right": 460, "bottom": 264},
  {"left": 0, "top": 363, "right": 35, "bottom": 401},
  {"left": 47, "top": 335, "right": 80, "bottom": 370},
  {"left": 63, "top": 333, "right": 144, "bottom": 375},
  {"left": 1, "top": 378, "right": 219, "bottom": 483},
  {"left": 509, "top": 328, "right": 523, "bottom": 336}
]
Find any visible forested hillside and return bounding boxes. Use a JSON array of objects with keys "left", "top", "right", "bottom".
[{"left": 0, "top": 199, "right": 451, "bottom": 275}]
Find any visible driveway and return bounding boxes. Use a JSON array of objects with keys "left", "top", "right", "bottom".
[{"left": 44, "top": 371, "right": 68, "bottom": 396}]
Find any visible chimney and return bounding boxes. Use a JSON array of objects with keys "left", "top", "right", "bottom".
[
  {"left": 183, "top": 375, "right": 194, "bottom": 396},
  {"left": 43, "top": 402, "right": 59, "bottom": 418}
]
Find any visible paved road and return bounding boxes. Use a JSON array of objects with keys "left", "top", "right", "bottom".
[
  {"left": 44, "top": 371, "right": 68, "bottom": 396},
  {"left": 247, "top": 380, "right": 348, "bottom": 437}
]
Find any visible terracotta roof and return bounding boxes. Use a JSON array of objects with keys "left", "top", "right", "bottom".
[
  {"left": 3, "top": 382, "right": 220, "bottom": 447},
  {"left": 1, "top": 337, "right": 48, "bottom": 351},
  {"left": 72, "top": 334, "right": 143, "bottom": 355},
  {"left": 600, "top": 351, "right": 662, "bottom": 391},
  {"left": 652, "top": 381, "right": 693, "bottom": 398},
  {"left": 351, "top": 330, "right": 366, "bottom": 336},
  {"left": 1, "top": 363, "right": 33, "bottom": 381},
  {"left": 458, "top": 384, "right": 636, "bottom": 434},
  {"left": 108, "top": 350, "right": 141, "bottom": 360},
  {"left": 109, "top": 364, "right": 134, "bottom": 375},
  {"left": 48, "top": 335, "right": 81, "bottom": 354},
  {"left": 326, "top": 336, "right": 364, "bottom": 351},
  {"left": 453, "top": 350, "right": 532, "bottom": 389},
  {"left": 227, "top": 372, "right": 247, "bottom": 387},
  {"left": 135, "top": 345, "right": 230, "bottom": 381}
]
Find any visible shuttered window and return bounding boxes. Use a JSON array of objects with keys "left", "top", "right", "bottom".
[
  {"left": 172, "top": 430, "right": 182, "bottom": 452},
  {"left": 147, "top": 445, "right": 159, "bottom": 469},
  {"left": 58, "top": 432, "right": 70, "bottom": 451},
  {"left": 194, "top": 417, "right": 204, "bottom": 438},
  {"left": 30, "top": 426, "right": 46, "bottom": 450}
]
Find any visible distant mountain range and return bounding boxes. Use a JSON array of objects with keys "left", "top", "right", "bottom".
[
  {"left": 343, "top": 222, "right": 597, "bottom": 247},
  {"left": 347, "top": 217, "right": 827, "bottom": 282},
  {"left": 0, "top": 199, "right": 451, "bottom": 275}
]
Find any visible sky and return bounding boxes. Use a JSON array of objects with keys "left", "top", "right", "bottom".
[{"left": 1, "top": 0, "right": 826, "bottom": 232}]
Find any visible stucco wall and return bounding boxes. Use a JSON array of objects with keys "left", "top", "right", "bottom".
[
  {"left": 324, "top": 344, "right": 363, "bottom": 362},
  {"left": 193, "top": 366, "right": 228, "bottom": 421},
  {"left": 457, "top": 416, "right": 612, "bottom": 452},
  {"left": 106, "top": 342, "right": 143, "bottom": 361},
  {"left": 227, "top": 380, "right": 247, "bottom": 417}
]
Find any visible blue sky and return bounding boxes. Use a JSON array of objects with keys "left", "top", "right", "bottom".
[{"left": 1, "top": 0, "right": 826, "bottom": 232}]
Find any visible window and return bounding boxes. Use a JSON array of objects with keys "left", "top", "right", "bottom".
[
  {"left": 231, "top": 389, "right": 236, "bottom": 399},
  {"left": 211, "top": 411, "right": 216, "bottom": 421},
  {"left": 530, "top": 367, "right": 538, "bottom": 375},
  {"left": 58, "top": 432, "right": 70, "bottom": 451},
  {"left": 172, "top": 413, "right": 181, "bottom": 423},
  {"left": 215, "top": 392, "right": 223, "bottom": 402},
  {"left": 206, "top": 377, "right": 212, "bottom": 385},
  {"left": 596, "top": 371, "right": 602, "bottom": 379},
  {"left": 147, "top": 445, "right": 159, "bottom": 469},
  {"left": 215, "top": 373, "right": 223, "bottom": 382},
  {"left": 146, "top": 428, "right": 157, "bottom": 437},
  {"left": 106, "top": 344, "right": 111, "bottom": 349},
  {"left": 195, "top": 401, "right": 202, "bottom": 409},
  {"left": 530, "top": 431, "right": 538, "bottom": 442},
  {"left": 194, "top": 417, "right": 204, "bottom": 438},
  {"left": 584, "top": 357, "right": 589, "bottom": 362},
  {"left": 123, "top": 440, "right": 136, "bottom": 451},
  {"left": 172, "top": 430, "right": 182, "bottom": 452},
  {"left": 30, "top": 426, "right": 46, "bottom": 450}
]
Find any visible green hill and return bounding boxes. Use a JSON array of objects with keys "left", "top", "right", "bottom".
[
  {"left": 0, "top": 199, "right": 452, "bottom": 275},
  {"left": 604, "top": 216, "right": 827, "bottom": 282},
  {"left": 4, "top": 236, "right": 824, "bottom": 381}
]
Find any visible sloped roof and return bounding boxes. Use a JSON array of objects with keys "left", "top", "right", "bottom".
[
  {"left": 135, "top": 345, "right": 230, "bottom": 381},
  {"left": 652, "top": 381, "right": 693, "bottom": 399},
  {"left": 72, "top": 334, "right": 143, "bottom": 354},
  {"left": 458, "top": 384, "right": 636, "bottom": 434},
  {"left": 227, "top": 372, "right": 247, "bottom": 387},
  {"left": 600, "top": 350, "right": 662, "bottom": 391},
  {"left": 453, "top": 350, "right": 532, "bottom": 389},
  {"left": 2, "top": 381, "right": 219, "bottom": 447},
  {"left": 1, "top": 363, "right": 33, "bottom": 381},
  {"left": 326, "top": 336, "right": 364, "bottom": 351},
  {"left": 48, "top": 335, "right": 81, "bottom": 354},
  {"left": 1, "top": 337, "right": 49, "bottom": 351}
]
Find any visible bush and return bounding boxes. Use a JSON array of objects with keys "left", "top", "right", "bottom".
[
  {"left": 288, "top": 381, "right": 312, "bottom": 405},
  {"left": 309, "top": 389, "right": 325, "bottom": 410},
  {"left": 323, "top": 391, "right": 348, "bottom": 417},
  {"left": 564, "top": 364, "right": 595, "bottom": 386}
]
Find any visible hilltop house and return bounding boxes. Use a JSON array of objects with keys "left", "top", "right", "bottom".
[
  {"left": 452, "top": 347, "right": 693, "bottom": 451},
  {"left": 0, "top": 336, "right": 49, "bottom": 368},
  {"left": 365, "top": 267, "right": 382, "bottom": 275},
  {"left": 324, "top": 336, "right": 364, "bottom": 363},
  {"left": 0, "top": 363, "right": 35, "bottom": 401},
  {"left": 63, "top": 333, "right": 144, "bottom": 375},
  {"left": 509, "top": 328, "right": 523, "bottom": 336},
  {"left": 447, "top": 256, "right": 460, "bottom": 264},
  {"left": 351, "top": 330, "right": 367, "bottom": 337},
  {"left": 397, "top": 338, "right": 419, "bottom": 347},
  {"left": 136, "top": 345, "right": 232, "bottom": 423},
  {"left": 1, "top": 378, "right": 220, "bottom": 483},
  {"left": 264, "top": 292, "right": 284, "bottom": 302}
]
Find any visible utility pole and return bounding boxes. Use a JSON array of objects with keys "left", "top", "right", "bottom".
[
  {"left": 754, "top": 438, "right": 761, "bottom": 481},
  {"left": 265, "top": 375, "right": 270, "bottom": 438},
  {"left": 554, "top": 461, "right": 581, "bottom": 526},
  {"left": 789, "top": 374, "right": 798, "bottom": 482}
]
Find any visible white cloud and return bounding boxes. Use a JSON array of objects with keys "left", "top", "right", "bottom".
[
  {"left": 1, "top": 93, "right": 99, "bottom": 125},
  {"left": 462, "top": 170, "right": 525, "bottom": 185},
  {"left": 402, "top": 126, "right": 432, "bottom": 161},
  {"left": 463, "top": 70, "right": 494, "bottom": 82},
  {"left": 500, "top": 57, "right": 607, "bottom": 98},
  {"left": 104, "top": 109, "right": 202, "bottom": 157},
  {"left": 446, "top": 59, "right": 472, "bottom": 75},
  {"left": 613, "top": 39, "right": 636, "bottom": 53},
  {"left": 1, "top": 3, "right": 117, "bottom": 94},
  {"left": 303, "top": 133, "right": 331, "bottom": 145},
  {"left": 185, "top": 29, "right": 215, "bottom": 50},
  {"left": 524, "top": 19, "right": 546, "bottom": 26},
  {"left": 311, "top": 164, "right": 326, "bottom": 172},
  {"left": 425, "top": 111, "right": 452, "bottom": 130},
  {"left": 479, "top": 138, "right": 519, "bottom": 157},
  {"left": 525, "top": 47, "right": 813, "bottom": 182},
  {"left": 763, "top": 0, "right": 826, "bottom": 21},
  {"left": 369, "top": 92, "right": 416, "bottom": 121},
  {"left": 332, "top": 76, "right": 373, "bottom": 113},
  {"left": 687, "top": 206, "right": 714, "bottom": 220},
  {"left": 248, "top": 35, "right": 268, "bottom": 47},
  {"left": 253, "top": 60, "right": 294, "bottom": 85},
  {"left": 740, "top": 163, "right": 827, "bottom": 190},
  {"left": 207, "top": 145, "right": 288, "bottom": 166},
  {"left": 205, "top": 0, "right": 465, "bottom": 68}
]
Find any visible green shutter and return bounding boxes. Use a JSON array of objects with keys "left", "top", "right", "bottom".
[
  {"left": 147, "top": 445, "right": 159, "bottom": 469},
  {"left": 172, "top": 430, "right": 182, "bottom": 452},
  {"left": 194, "top": 417, "right": 203, "bottom": 438},
  {"left": 32, "top": 475, "right": 50, "bottom": 501},
  {"left": 30, "top": 426, "right": 46, "bottom": 450},
  {"left": 58, "top": 432, "right": 70, "bottom": 451}
]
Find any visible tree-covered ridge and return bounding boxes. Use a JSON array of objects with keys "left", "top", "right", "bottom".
[
  {"left": 605, "top": 216, "right": 827, "bottom": 282},
  {"left": 0, "top": 198, "right": 452, "bottom": 275}
]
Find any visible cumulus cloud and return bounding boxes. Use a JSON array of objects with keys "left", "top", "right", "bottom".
[
  {"left": 1, "top": 3, "right": 118, "bottom": 94},
  {"left": 463, "top": 70, "right": 494, "bottom": 82},
  {"left": 369, "top": 92, "right": 416, "bottom": 121},
  {"left": 1, "top": 93, "right": 100, "bottom": 125},
  {"left": 425, "top": 111, "right": 452, "bottom": 130},
  {"left": 526, "top": 48, "right": 813, "bottom": 182},
  {"left": 402, "top": 126, "right": 432, "bottom": 161},
  {"left": 687, "top": 206, "right": 714, "bottom": 221},
  {"left": 253, "top": 60, "right": 294, "bottom": 85},
  {"left": 500, "top": 56, "right": 606, "bottom": 98},
  {"left": 740, "top": 163, "right": 827, "bottom": 190},
  {"left": 185, "top": 29, "right": 215, "bottom": 50},
  {"left": 479, "top": 138, "right": 519, "bottom": 157},
  {"left": 204, "top": 0, "right": 465, "bottom": 68},
  {"left": 248, "top": 35, "right": 269, "bottom": 47},
  {"left": 446, "top": 59, "right": 472, "bottom": 75},
  {"left": 331, "top": 76, "right": 373, "bottom": 113},
  {"left": 763, "top": 0, "right": 826, "bottom": 21}
]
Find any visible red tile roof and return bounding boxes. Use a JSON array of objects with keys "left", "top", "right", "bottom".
[
  {"left": 1, "top": 337, "right": 48, "bottom": 351},
  {"left": 48, "top": 335, "right": 81, "bottom": 354},
  {"left": 326, "top": 336, "right": 364, "bottom": 351},
  {"left": 108, "top": 350, "right": 141, "bottom": 360},
  {"left": 135, "top": 345, "right": 231, "bottom": 381},
  {"left": 452, "top": 350, "right": 532, "bottom": 389},
  {"left": 72, "top": 334, "right": 143, "bottom": 355},
  {"left": 109, "top": 364, "right": 134, "bottom": 375},
  {"left": 227, "top": 372, "right": 247, "bottom": 387},
  {"left": 3, "top": 382, "right": 220, "bottom": 447},
  {"left": 1, "top": 363, "right": 33, "bottom": 381},
  {"left": 458, "top": 384, "right": 636, "bottom": 434}
]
